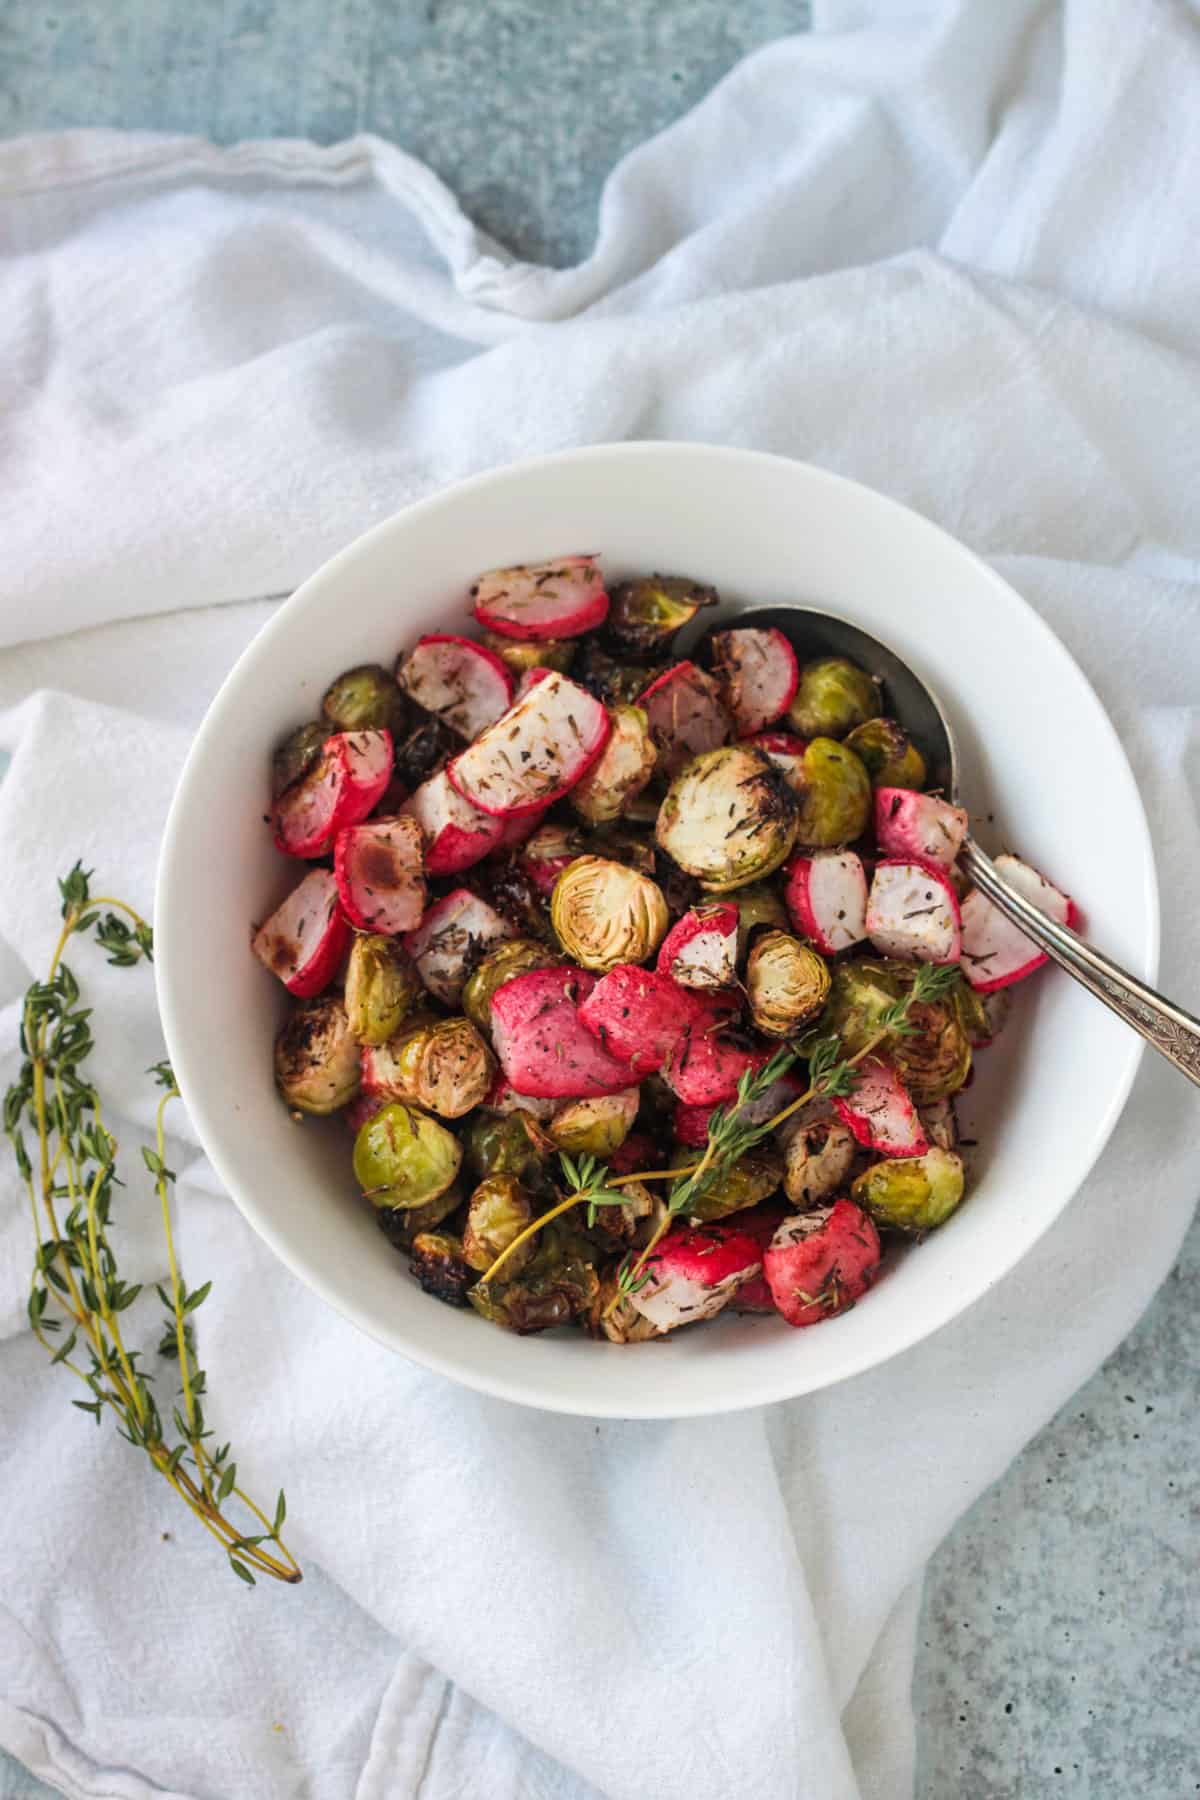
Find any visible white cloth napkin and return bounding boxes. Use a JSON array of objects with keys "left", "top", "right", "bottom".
[{"left": 2, "top": 1, "right": 1199, "bottom": 1795}]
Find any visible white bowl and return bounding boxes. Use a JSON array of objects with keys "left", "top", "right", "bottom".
[{"left": 156, "top": 444, "right": 1158, "bottom": 1418}]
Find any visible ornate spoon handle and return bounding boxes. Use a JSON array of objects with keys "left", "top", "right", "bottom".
[{"left": 960, "top": 841, "right": 1200, "bottom": 1088}]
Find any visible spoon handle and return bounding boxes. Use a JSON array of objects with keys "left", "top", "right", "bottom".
[{"left": 960, "top": 840, "right": 1200, "bottom": 1089}]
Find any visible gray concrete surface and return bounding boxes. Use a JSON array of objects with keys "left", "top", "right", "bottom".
[{"left": 1, "top": 4, "right": 1196, "bottom": 1796}]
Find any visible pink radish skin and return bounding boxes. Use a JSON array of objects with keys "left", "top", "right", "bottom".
[
  {"left": 404, "top": 888, "right": 515, "bottom": 1005},
  {"left": 785, "top": 850, "right": 869, "bottom": 955},
  {"left": 724, "top": 1207, "right": 790, "bottom": 1311},
  {"left": 744, "top": 731, "right": 808, "bottom": 791},
  {"left": 961, "top": 854, "right": 1075, "bottom": 992},
  {"left": 494, "top": 806, "right": 551, "bottom": 851},
  {"left": 638, "top": 662, "right": 731, "bottom": 779},
  {"left": 763, "top": 1199, "right": 882, "bottom": 1328},
  {"left": 490, "top": 967, "right": 635, "bottom": 1099},
  {"left": 662, "top": 1030, "right": 772, "bottom": 1108},
  {"left": 710, "top": 627, "right": 799, "bottom": 736},
  {"left": 834, "top": 1056, "right": 929, "bottom": 1156},
  {"left": 513, "top": 666, "right": 556, "bottom": 703},
  {"left": 344, "top": 1091, "right": 388, "bottom": 1133},
  {"left": 396, "top": 634, "right": 513, "bottom": 740},
  {"left": 656, "top": 903, "right": 739, "bottom": 990},
  {"left": 252, "top": 868, "right": 350, "bottom": 997},
  {"left": 672, "top": 1070, "right": 805, "bottom": 1149},
  {"left": 865, "top": 859, "right": 962, "bottom": 964},
  {"left": 608, "top": 1131, "right": 658, "bottom": 1176},
  {"left": 470, "top": 555, "right": 608, "bottom": 641},
  {"left": 874, "top": 788, "right": 969, "bottom": 869},
  {"left": 628, "top": 1223, "right": 763, "bottom": 1332},
  {"left": 333, "top": 815, "right": 426, "bottom": 934},
  {"left": 577, "top": 964, "right": 709, "bottom": 1077},
  {"left": 273, "top": 730, "right": 393, "bottom": 858},
  {"left": 398, "top": 768, "right": 504, "bottom": 876},
  {"left": 518, "top": 821, "right": 589, "bottom": 896},
  {"left": 447, "top": 670, "right": 611, "bottom": 817}
]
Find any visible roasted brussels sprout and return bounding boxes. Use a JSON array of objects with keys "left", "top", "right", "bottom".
[
  {"left": 918, "top": 1099, "right": 959, "bottom": 1153},
  {"left": 464, "top": 1111, "right": 547, "bottom": 1184},
  {"left": 573, "top": 637, "right": 663, "bottom": 708},
  {"left": 684, "top": 1148, "right": 784, "bottom": 1223},
  {"left": 352, "top": 1102, "right": 463, "bottom": 1209},
  {"left": 549, "top": 1088, "right": 640, "bottom": 1158},
  {"left": 481, "top": 631, "right": 576, "bottom": 676},
  {"left": 462, "top": 1176, "right": 535, "bottom": 1276},
  {"left": 376, "top": 1183, "right": 464, "bottom": 1251},
  {"left": 394, "top": 1017, "right": 495, "bottom": 1119},
  {"left": 468, "top": 1224, "right": 600, "bottom": 1333},
  {"left": 409, "top": 1230, "right": 476, "bottom": 1306},
  {"left": 851, "top": 1147, "right": 965, "bottom": 1233},
  {"left": 655, "top": 745, "right": 798, "bottom": 892},
  {"left": 344, "top": 934, "right": 422, "bottom": 1045},
  {"left": 391, "top": 714, "right": 457, "bottom": 791},
  {"left": 274, "top": 995, "right": 361, "bottom": 1115},
  {"left": 792, "top": 737, "right": 872, "bottom": 847},
  {"left": 271, "top": 720, "right": 328, "bottom": 801},
  {"left": 606, "top": 574, "right": 718, "bottom": 654},
  {"left": 892, "top": 997, "right": 971, "bottom": 1104},
  {"left": 786, "top": 656, "right": 881, "bottom": 740},
  {"left": 569, "top": 705, "right": 657, "bottom": 826},
  {"left": 585, "top": 1273, "right": 664, "bottom": 1343},
  {"left": 550, "top": 856, "right": 669, "bottom": 971},
  {"left": 734, "top": 881, "right": 790, "bottom": 957},
  {"left": 471, "top": 857, "right": 555, "bottom": 944},
  {"left": 954, "top": 980, "right": 1011, "bottom": 1048},
  {"left": 843, "top": 716, "right": 927, "bottom": 789},
  {"left": 745, "top": 931, "right": 831, "bottom": 1037},
  {"left": 782, "top": 1116, "right": 856, "bottom": 1208},
  {"left": 323, "top": 662, "right": 406, "bottom": 735},
  {"left": 461, "top": 937, "right": 561, "bottom": 1034},
  {"left": 820, "top": 956, "right": 907, "bottom": 1054},
  {"left": 589, "top": 826, "right": 658, "bottom": 875}
]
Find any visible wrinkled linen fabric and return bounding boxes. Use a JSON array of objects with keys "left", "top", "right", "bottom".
[{"left": 2, "top": 1, "right": 1199, "bottom": 1795}]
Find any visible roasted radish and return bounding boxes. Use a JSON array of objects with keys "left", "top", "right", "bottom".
[
  {"left": 865, "top": 859, "right": 962, "bottom": 964},
  {"left": 874, "top": 788, "right": 968, "bottom": 868},
  {"left": 656, "top": 902, "right": 739, "bottom": 990},
  {"left": 273, "top": 728, "right": 394, "bottom": 858},
  {"left": 834, "top": 1056, "right": 928, "bottom": 1156},
  {"left": 396, "top": 634, "right": 513, "bottom": 740},
  {"left": 763, "top": 1199, "right": 881, "bottom": 1328},
  {"left": 404, "top": 888, "right": 515, "bottom": 1005},
  {"left": 577, "top": 963, "right": 707, "bottom": 1076},
  {"left": 960, "top": 854, "right": 1074, "bottom": 991},
  {"left": 743, "top": 730, "right": 808, "bottom": 791},
  {"left": 784, "top": 850, "right": 869, "bottom": 955},
  {"left": 628, "top": 1223, "right": 763, "bottom": 1331},
  {"left": 662, "top": 1029, "right": 772, "bottom": 1108},
  {"left": 334, "top": 815, "right": 426, "bottom": 934},
  {"left": 470, "top": 555, "right": 608, "bottom": 640},
  {"left": 637, "top": 662, "right": 731, "bottom": 779},
  {"left": 447, "top": 670, "right": 611, "bottom": 817},
  {"left": 398, "top": 768, "right": 505, "bottom": 876},
  {"left": 252, "top": 868, "right": 351, "bottom": 997},
  {"left": 490, "top": 966, "right": 635, "bottom": 1099},
  {"left": 710, "top": 626, "right": 799, "bottom": 737}
]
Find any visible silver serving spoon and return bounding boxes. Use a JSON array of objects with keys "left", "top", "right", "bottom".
[{"left": 710, "top": 604, "right": 1200, "bottom": 1089}]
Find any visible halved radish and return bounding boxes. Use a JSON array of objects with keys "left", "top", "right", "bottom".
[
  {"left": 470, "top": 555, "right": 608, "bottom": 641},
  {"left": 273, "top": 730, "right": 395, "bottom": 859},
  {"left": 252, "top": 868, "right": 350, "bottom": 997},
  {"left": 865, "top": 859, "right": 962, "bottom": 963},
  {"left": 334, "top": 815, "right": 426, "bottom": 934},
  {"left": 656, "top": 903, "right": 739, "bottom": 990},
  {"left": 661, "top": 1030, "right": 772, "bottom": 1108},
  {"left": 628, "top": 1222, "right": 763, "bottom": 1332},
  {"left": 960, "top": 854, "right": 1075, "bottom": 992},
  {"left": 874, "top": 788, "right": 968, "bottom": 869},
  {"left": 398, "top": 768, "right": 504, "bottom": 876},
  {"left": 785, "top": 850, "right": 869, "bottom": 955},
  {"left": 577, "top": 963, "right": 706, "bottom": 1076},
  {"left": 743, "top": 731, "right": 808, "bottom": 791},
  {"left": 339, "top": 729, "right": 395, "bottom": 813},
  {"left": 672, "top": 1067, "right": 805, "bottom": 1149},
  {"left": 396, "top": 634, "right": 513, "bottom": 740},
  {"left": 494, "top": 805, "right": 551, "bottom": 851},
  {"left": 404, "top": 888, "right": 515, "bottom": 1004},
  {"left": 710, "top": 627, "right": 799, "bottom": 737},
  {"left": 518, "top": 821, "right": 589, "bottom": 896},
  {"left": 638, "top": 662, "right": 731, "bottom": 780},
  {"left": 447, "top": 670, "right": 611, "bottom": 817},
  {"left": 834, "top": 1056, "right": 928, "bottom": 1156},
  {"left": 490, "top": 967, "right": 634, "bottom": 1099},
  {"left": 763, "top": 1199, "right": 881, "bottom": 1328}
]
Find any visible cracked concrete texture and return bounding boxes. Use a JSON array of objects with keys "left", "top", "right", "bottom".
[{"left": 0, "top": 5, "right": 1196, "bottom": 1796}]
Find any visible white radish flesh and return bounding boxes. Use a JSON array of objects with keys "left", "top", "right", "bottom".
[
  {"left": 334, "top": 815, "right": 426, "bottom": 934},
  {"left": 711, "top": 627, "right": 799, "bottom": 736},
  {"left": 865, "top": 860, "right": 962, "bottom": 963},
  {"left": 404, "top": 889, "right": 515, "bottom": 1005},
  {"left": 396, "top": 635, "right": 513, "bottom": 740},
  {"left": 834, "top": 1057, "right": 928, "bottom": 1156},
  {"left": 960, "top": 854, "right": 1073, "bottom": 992},
  {"left": 252, "top": 868, "right": 350, "bottom": 997},
  {"left": 447, "top": 671, "right": 611, "bottom": 817},
  {"left": 874, "top": 788, "right": 968, "bottom": 868},
  {"left": 785, "top": 851, "right": 868, "bottom": 955},
  {"left": 398, "top": 768, "right": 504, "bottom": 876},
  {"left": 470, "top": 555, "right": 608, "bottom": 640},
  {"left": 638, "top": 662, "right": 731, "bottom": 779}
]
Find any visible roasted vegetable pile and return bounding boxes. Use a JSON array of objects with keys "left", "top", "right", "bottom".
[{"left": 253, "top": 556, "right": 1075, "bottom": 1341}]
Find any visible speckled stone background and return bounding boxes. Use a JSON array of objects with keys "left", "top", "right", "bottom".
[{"left": 1, "top": 5, "right": 1196, "bottom": 1797}]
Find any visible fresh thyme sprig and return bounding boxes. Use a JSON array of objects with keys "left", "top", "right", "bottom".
[
  {"left": 474, "top": 1151, "right": 628, "bottom": 1292},
  {"left": 607, "top": 960, "right": 961, "bottom": 1310},
  {"left": 3, "top": 864, "right": 301, "bottom": 1587}
]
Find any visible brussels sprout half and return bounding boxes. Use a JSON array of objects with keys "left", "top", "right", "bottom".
[
  {"left": 684, "top": 1147, "right": 784, "bottom": 1224},
  {"left": 655, "top": 745, "right": 798, "bottom": 893},
  {"left": 786, "top": 656, "right": 881, "bottom": 740},
  {"left": 353, "top": 1103, "right": 463, "bottom": 1210},
  {"left": 271, "top": 721, "right": 328, "bottom": 802},
  {"left": 464, "top": 1110, "right": 549, "bottom": 1184},
  {"left": 395, "top": 1017, "right": 496, "bottom": 1119},
  {"left": 843, "top": 716, "right": 927, "bottom": 790},
  {"left": 606, "top": 574, "right": 718, "bottom": 655},
  {"left": 481, "top": 631, "right": 577, "bottom": 677},
  {"left": 462, "top": 1176, "right": 536, "bottom": 1275},
  {"left": 409, "top": 1231, "right": 476, "bottom": 1306},
  {"left": 274, "top": 995, "right": 361, "bottom": 1115},
  {"left": 852, "top": 1147, "right": 966, "bottom": 1234},
  {"left": 745, "top": 931, "right": 831, "bottom": 1038},
  {"left": 549, "top": 1089, "right": 640, "bottom": 1158},
  {"left": 469, "top": 1224, "right": 600, "bottom": 1333},
  {"left": 569, "top": 705, "right": 657, "bottom": 826},
  {"left": 344, "top": 934, "right": 423, "bottom": 1045},
  {"left": 550, "top": 856, "right": 669, "bottom": 971}
]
